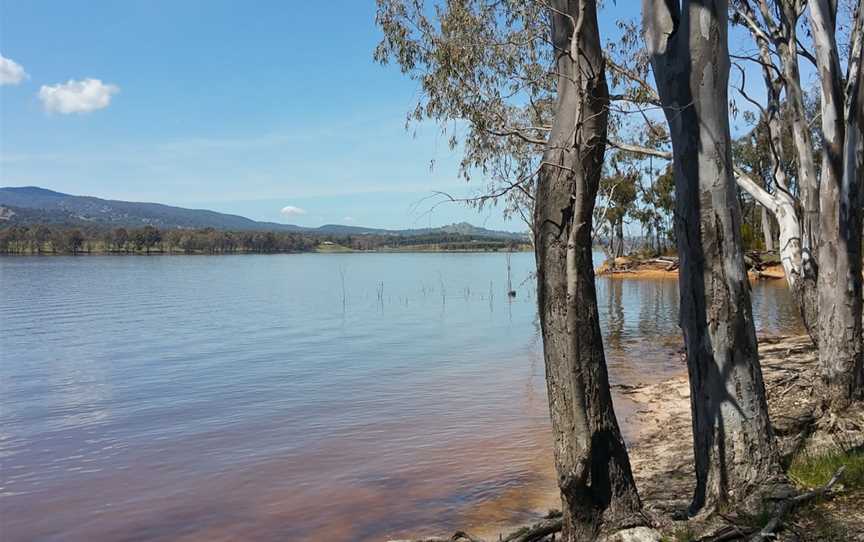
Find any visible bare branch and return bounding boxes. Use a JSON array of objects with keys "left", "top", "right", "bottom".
[{"left": 607, "top": 140, "right": 672, "bottom": 159}]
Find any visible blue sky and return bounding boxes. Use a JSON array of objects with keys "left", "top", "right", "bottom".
[{"left": 0, "top": 1, "right": 813, "bottom": 230}]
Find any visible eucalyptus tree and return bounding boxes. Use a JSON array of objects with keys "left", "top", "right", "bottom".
[
  {"left": 533, "top": 1, "right": 645, "bottom": 536},
  {"left": 376, "top": 1, "right": 645, "bottom": 537},
  {"left": 375, "top": 0, "right": 552, "bottom": 228},
  {"left": 611, "top": 0, "right": 822, "bottom": 339},
  {"left": 727, "top": 0, "right": 823, "bottom": 346},
  {"left": 808, "top": 0, "right": 863, "bottom": 409},
  {"left": 597, "top": 165, "right": 639, "bottom": 258},
  {"left": 642, "top": 0, "right": 782, "bottom": 514},
  {"left": 731, "top": 0, "right": 863, "bottom": 409}
]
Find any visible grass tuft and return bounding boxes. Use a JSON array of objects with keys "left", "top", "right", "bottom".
[
  {"left": 660, "top": 524, "right": 695, "bottom": 542},
  {"left": 788, "top": 448, "right": 864, "bottom": 489}
]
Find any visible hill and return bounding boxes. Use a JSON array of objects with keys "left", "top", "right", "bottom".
[{"left": 0, "top": 186, "right": 527, "bottom": 240}]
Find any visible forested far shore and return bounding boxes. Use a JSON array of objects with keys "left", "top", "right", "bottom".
[{"left": 0, "top": 224, "right": 529, "bottom": 255}]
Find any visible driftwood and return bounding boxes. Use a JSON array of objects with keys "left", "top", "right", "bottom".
[
  {"left": 644, "top": 257, "right": 680, "bottom": 271},
  {"left": 605, "top": 256, "right": 680, "bottom": 273},
  {"left": 744, "top": 251, "right": 782, "bottom": 272},
  {"left": 387, "top": 512, "right": 563, "bottom": 542},
  {"left": 601, "top": 252, "right": 785, "bottom": 276}
]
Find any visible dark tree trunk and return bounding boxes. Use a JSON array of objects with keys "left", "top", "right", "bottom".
[
  {"left": 614, "top": 220, "right": 625, "bottom": 258},
  {"left": 809, "top": 0, "right": 864, "bottom": 410},
  {"left": 643, "top": 0, "right": 780, "bottom": 514},
  {"left": 534, "top": 1, "right": 642, "bottom": 538}
]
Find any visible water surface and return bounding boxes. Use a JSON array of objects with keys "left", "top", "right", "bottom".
[{"left": 0, "top": 253, "right": 803, "bottom": 541}]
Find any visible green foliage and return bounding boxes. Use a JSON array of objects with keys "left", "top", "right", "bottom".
[
  {"left": 374, "top": 0, "right": 551, "bottom": 220},
  {"left": 375, "top": 1, "right": 680, "bottom": 253}
]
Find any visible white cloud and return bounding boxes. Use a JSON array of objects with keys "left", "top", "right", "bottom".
[
  {"left": 343, "top": 216, "right": 354, "bottom": 222},
  {"left": 38, "top": 78, "right": 119, "bottom": 114},
  {"left": 280, "top": 205, "right": 307, "bottom": 217},
  {"left": 0, "top": 54, "right": 27, "bottom": 85}
]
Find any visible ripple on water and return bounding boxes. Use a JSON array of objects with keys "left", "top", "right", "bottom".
[{"left": 0, "top": 254, "right": 804, "bottom": 541}]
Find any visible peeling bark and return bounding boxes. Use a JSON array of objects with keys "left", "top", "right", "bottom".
[
  {"left": 534, "top": 1, "right": 643, "bottom": 538},
  {"left": 643, "top": 0, "right": 780, "bottom": 514}
]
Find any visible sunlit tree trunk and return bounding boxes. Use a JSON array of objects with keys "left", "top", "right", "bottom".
[
  {"left": 643, "top": 0, "right": 780, "bottom": 514},
  {"left": 534, "top": 1, "right": 642, "bottom": 537}
]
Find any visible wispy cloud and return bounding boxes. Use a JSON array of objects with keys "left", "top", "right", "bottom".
[
  {"left": 38, "top": 78, "right": 119, "bottom": 114},
  {"left": 0, "top": 54, "right": 27, "bottom": 85},
  {"left": 343, "top": 216, "right": 354, "bottom": 222},
  {"left": 280, "top": 205, "right": 307, "bottom": 217}
]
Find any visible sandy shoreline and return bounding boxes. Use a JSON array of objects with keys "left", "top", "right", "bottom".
[
  {"left": 409, "top": 334, "right": 864, "bottom": 541},
  {"left": 595, "top": 257, "right": 787, "bottom": 281}
]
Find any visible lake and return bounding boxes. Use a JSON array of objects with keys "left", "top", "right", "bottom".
[{"left": 0, "top": 253, "right": 804, "bottom": 541}]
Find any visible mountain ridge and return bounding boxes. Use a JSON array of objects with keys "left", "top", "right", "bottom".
[{"left": 0, "top": 186, "right": 527, "bottom": 240}]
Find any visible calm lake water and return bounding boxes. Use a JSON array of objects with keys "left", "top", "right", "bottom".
[{"left": 0, "top": 253, "right": 803, "bottom": 542}]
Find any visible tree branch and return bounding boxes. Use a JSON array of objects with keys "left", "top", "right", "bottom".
[{"left": 607, "top": 140, "right": 672, "bottom": 159}]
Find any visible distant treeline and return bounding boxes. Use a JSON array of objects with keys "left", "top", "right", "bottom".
[{"left": 0, "top": 224, "right": 527, "bottom": 255}]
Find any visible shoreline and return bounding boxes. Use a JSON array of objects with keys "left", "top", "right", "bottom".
[
  {"left": 595, "top": 255, "right": 787, "bottom": 281},
  {"left": 400, "top": 334, "right": 864, "bottom": 541},
  {"left": 0, "top": 246, "right": 534, "bottom": 257}
]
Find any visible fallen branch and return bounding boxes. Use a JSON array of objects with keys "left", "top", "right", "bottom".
[
  {"left": 387, "top": 513, "right": 562, "bottom": 542},
  {"left": 501, "top": 514, "right": 563, "bottom": 542},
  {"left": 387, "top": 533, "right": 481, "bottom": 542},
  {"left": 748, "top": 466, "right": 846, "bottom": 541}
]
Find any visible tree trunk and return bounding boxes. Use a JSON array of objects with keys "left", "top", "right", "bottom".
[
  {"left": 731, "top": 3, "right": 821, "bottom": 343},
  {"left": 770, "top": 4, "right": 823, "bottom": 327},
  {"left": 761, "top": 206, "right": 775, "bottom": 252},
  {"left": 614, "top": 220, "right": 625, "bottom": 258},
  {"left": 643, "top": 0, "right": 780, "bottom": 514},
  {"left": 776, "top": 32, "right": 820, "bottom": 259},
  {"left": 534, "top": 1, "right": 642, "bottom": 538},
  {"left": 737, "top": 169, "right": 820, "bottom": 344},
  {"left": 809, "top": 0, "right": 864, "bottom": 410}
]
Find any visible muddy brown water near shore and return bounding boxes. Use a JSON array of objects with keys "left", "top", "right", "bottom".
[{"left": 0, "top": 254, "right": 804, "bottom": 542}]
